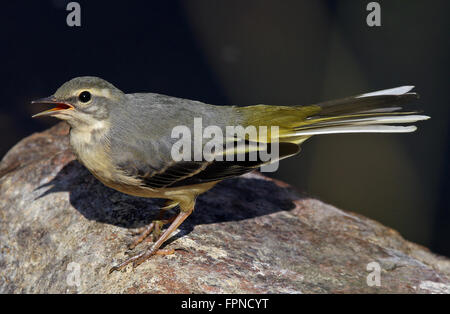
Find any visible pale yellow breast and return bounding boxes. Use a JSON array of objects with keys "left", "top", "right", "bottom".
[
  {"left": 68, "top": 122, "right": 218, "bottom": 204},
  {"left": 69, "top": 120, "right": 140, "bottom": 189}
]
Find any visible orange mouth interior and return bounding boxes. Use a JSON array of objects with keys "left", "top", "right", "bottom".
[{"left": 49, "top": 103, "right": 73, "bottom": 111}]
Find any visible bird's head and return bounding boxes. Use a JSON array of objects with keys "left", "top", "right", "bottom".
[{"left": 32, "top": 76, "right": 124, "bottom": 128}]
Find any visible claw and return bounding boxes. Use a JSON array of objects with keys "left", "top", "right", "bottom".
[{"left": 109, "top": 253, "right": 142, "bottom": 273}]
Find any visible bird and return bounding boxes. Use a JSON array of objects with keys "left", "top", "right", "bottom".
[{"left": 32, "top": 76, "right": 429, "bottom": 272}]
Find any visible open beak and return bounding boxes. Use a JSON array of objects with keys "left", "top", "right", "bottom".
[{"left": 31, "top": 96, "right": 74, "bottom": 118}]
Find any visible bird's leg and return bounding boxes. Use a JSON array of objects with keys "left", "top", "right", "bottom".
[
  {"left": 127, "top": 200, "right": 179, "bottom": 250},
  {"left": 110, "top": 203, "right": 193, "bottom": 273},
  {"left": 151, "top": 214, "right": 177, "bottom": 242}
]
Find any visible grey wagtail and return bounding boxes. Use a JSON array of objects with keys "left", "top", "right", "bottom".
[{"left": 32, "top": 76, "right": 429, "bottom": 272}]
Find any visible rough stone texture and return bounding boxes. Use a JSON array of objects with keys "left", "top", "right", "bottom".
[{"left": 0, "top": 122, "right": 449, "bottom": 294}]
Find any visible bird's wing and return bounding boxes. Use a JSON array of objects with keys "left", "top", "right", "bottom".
[{"left": 113, "top": 138, "right": 299, "bottom": 189}]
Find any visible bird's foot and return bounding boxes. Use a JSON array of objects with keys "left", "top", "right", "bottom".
[
  {"left": 109, "top": 246, "right": 175, "bottom": 273},
  {"left": 127, "top": 201, "right": 179, "bottom": 250},
  {"left": 127, "top": 216, "right": 177, "bottom": 250},
  {"left": 110, "top": 204, "right": 193, "bottom": 274},
  {"left": 127, "top": 220, "right": 166, "bottom": 250}
]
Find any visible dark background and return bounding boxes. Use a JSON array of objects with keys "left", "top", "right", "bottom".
[{"left": 1, "top": 1, "right": 448, "bottom": 256}]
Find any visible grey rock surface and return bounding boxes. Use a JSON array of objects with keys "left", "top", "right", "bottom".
[{"left": 0, "top": 122, "right": 449, "bottom": 293}]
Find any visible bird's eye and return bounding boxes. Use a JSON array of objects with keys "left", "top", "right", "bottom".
[{"left": 78, "top": 91, "right": 91, "bottom": 103}]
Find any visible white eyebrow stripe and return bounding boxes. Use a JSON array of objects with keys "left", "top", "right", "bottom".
[{"left": 97, "top": 88, "right": 112, "bottom": 98}]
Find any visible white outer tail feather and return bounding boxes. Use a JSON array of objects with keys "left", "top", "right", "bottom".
[
  {"left": 293, "top": 86, "right": 429, "bottom": 137},
  {"left": 294, "top": 125, "right": 417, "bottom": 136},
  {"left": 357, "top": 85, "right": 415, "bottom": 98},
  {"left": 312, "top": 114, "right": 430, "bottom": 126}
]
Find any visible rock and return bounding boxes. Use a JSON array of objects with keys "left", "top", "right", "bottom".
[{"left": 0, "top": 122, "right": 449, "bottom": 294}]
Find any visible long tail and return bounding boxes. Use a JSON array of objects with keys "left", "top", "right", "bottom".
[
  {"left": 237, "top": 86, "right": 429, "bottom": 143},
  {"left": 292, "top": 86, "right": 429, "bottom": 137}
]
